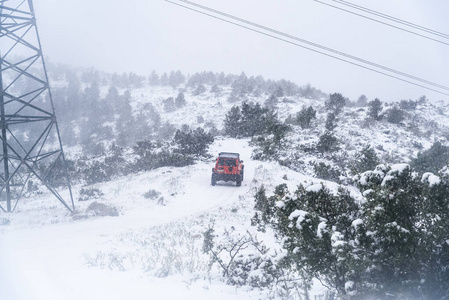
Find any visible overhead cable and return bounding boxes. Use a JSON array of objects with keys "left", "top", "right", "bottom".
[
  {"left": 334, "top": 0, "right": 449, "bottom": 39},
  {"left": 314, "top": 0, "right": 449, "bottom": 46},
  {"left": 165, "top": 0, "right": 449, "bottom": 97}
]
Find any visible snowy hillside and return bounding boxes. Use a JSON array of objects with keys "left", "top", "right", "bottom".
[{"left": 1, "top": 67, "right": 449, "bottom": 299}]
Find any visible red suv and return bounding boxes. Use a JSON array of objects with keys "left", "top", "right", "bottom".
[{"left": 211, "top": 152, "right": 244, "bottom": 186}]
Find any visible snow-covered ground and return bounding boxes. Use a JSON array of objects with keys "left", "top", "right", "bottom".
[
  {"left": 0, "top": 138, "right": 323, "bottom": 300},
  {"left": 2, "top": 75, "right": 448, "bottom": 299}
]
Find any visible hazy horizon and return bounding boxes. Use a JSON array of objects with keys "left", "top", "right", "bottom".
[{"left": 34, "top": 0, "right": 449, "bottom": 102}]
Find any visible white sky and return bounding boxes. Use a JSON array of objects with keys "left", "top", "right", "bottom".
[{"left": 33, "top": 0, "right": 449, "bottom": 102}]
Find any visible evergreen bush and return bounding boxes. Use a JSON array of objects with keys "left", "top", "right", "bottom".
[
  {"left": 350, "top": 145, "right": 380, "bottom": 175},
  {"left": 367, "top": 98, "right": 383, "bottom": 121},
  {"left": 79, "top": 188, "right": 104, "bottom": 202},
  {"left": 173, "top": 127, "right": 214, "bottom": 158},
  {"left": 325, "top": 112, "right": 337, "bottom": 131},
  {"left": 296, "top": 106, "right": 317, "bottom": 129},
  {"left": 256, "top": 164, "right": 449, "bottom": 299},
  {"left": 316, "top": 131, "right": 339, "bottom": 153},
  {"left": 325, "top": 93, "right": 347, "bottom": 115},
  {"left": 312, "top": 162, "right": 341, "bottom": 182},
  {"left": 410, "top": 141, "right": 449, "bottom": 174},
  {"left": 386, "top": 105, "right": 405, "bottom": 124}
]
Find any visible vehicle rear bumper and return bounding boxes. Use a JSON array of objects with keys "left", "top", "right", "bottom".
[{"left": 213, "top": 173, "right": 240, "bottom": 182}]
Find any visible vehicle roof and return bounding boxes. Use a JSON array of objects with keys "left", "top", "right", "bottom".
[{"left": 218, "top": 152, "right": 240, "bottom": 159}]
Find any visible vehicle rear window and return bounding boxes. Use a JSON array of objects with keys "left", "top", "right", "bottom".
[{"left": 218, "top": 158, "right": 236, "bottom": 166}]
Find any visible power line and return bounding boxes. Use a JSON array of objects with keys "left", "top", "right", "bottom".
[
  {"left": 333, "top": 0, "right": 449, "bottom": 39},
  {"left": 314, "top": 0, "right": 449, "bottom": 46},
  {"left": 165, "top": 0, "right": 449, "bottom": 97}
]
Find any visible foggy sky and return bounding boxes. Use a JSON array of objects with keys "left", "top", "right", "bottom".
[{"left": 34, "top": 0, "right": 449, "bottom": 102}]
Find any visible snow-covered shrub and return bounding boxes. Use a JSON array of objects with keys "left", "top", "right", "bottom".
[
  {"left": 367, "top": 98, "right": 383, "bottom": 121},
  {"left": 251, "top": 185, "right": 276, "bottom": 232},
  {"left": 75, "top": 144, "right": 132, "bottom": 185},
  {"left": 353, "top": 163, "right": 449, "bottom": 299},
  {"left": 143, "top": 189, "right": 160, "bottom": 200},
  {"left": 298, "top": 83, "right": 326, "bottom": 100},
  {"left": 349, "top": 145, "right": 380, "bottom": 175},
  {"left": 227, "top": 252, "right": 278, "bottom": 288},
  {"left": 78, "top": 187, "right": 104, "bottom": 202},
  {"left": 325, "top": 93, "right": 347, "bottom": 115},
  {"left": 163, "top": 96, "right": 176, "bottom": 112},
  {"left": 325, "top": 112, "right": 337, "bottom": 131},
  {"left": 254, "top": 178, "right": 449, "bottom": 298},
  {"left": 269, "top": 183, "right": 361, "bottom": 297},
  {"left": 316, "top": 131, "right": 340, "bottom": 153},
  {"left": 264, "top": 94, "right": 278, "bottom": 110},
  {"left": 82, "top": 160, "right": 112, "bottom": 184},
  {"left": 202, "top": 223, "right": 305, "bottom": 296},
  {"left": 196, "top": 115, "right": 204, "bottom": 124},
  {"left": 36, "top": 158, "right": 76, "bottom": 187},
  {"left": 87, "top": 202, "right": 119, "bottom": 217},
  {"left": 84, "top": 221, "right": 207, "bottom": 277},
  {"left": 133, "top": 140, "right": 194, "bottom": 170},
  {"left": 0, "top": 218, "right": 10, "bottom": 226},
  {"left": 410, "top": 141, "right": 449, "bottom": 174},
  {"left": 250, "top": 124, "right": 289, "bottom": 161},
  {"left": 312, "top": 161, "right": 341, "bottom": 182},
  {"left": 295, "top": 105, "right": 317, "bottom": 129},
  {"left": 74, "top": 201, "right": 119, "bottom": 219},
  {"left": 175, "top": 92, "right": 186, "bottom": 108},
  {"left": 192, "top": 83, "right": 206, "bottom": 96},
  {"left": 150, "top": 150, "right": 194, "bottom": 168},
  {"left": 386, "top": 105, "right": 405, "bottom": 124},
  {"left": 210, "top": 84, "right": 222, "bottom": 97},
  {"left": 203, "top": 225, "right": 261, "bottom": 283},
  {"left": 399, "top": 99, "right": 418, "bottom": 110}
]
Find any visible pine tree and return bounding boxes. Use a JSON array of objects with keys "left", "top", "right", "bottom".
[
  {"left": 325, "top": 93, "right": 347, "bottom": 115},
  {"left": 168, "top": 70, "right": 185, "bottom": 89},
  {"left": 356, "top": 94, "right": 368, "bottom": 107},
  {"left": 367, "top": 98, "right": 383, "bottom": 121},
  {"left": 148, "top": 70, "right": 160, "bottom": 86},
  {"left": 240, "top": 102, "right": 267, "bottom": 137},
  {"left": 128, "top": 72, "right": 145, "bottom": 88},
  {"left": 173, "top": 127, "right": 214, "bottom": 157},
  {"left": 224, "top": 106, "right": 243, "bottom": 138},
  {"left": 160, "top": 73, "right": 169, "bottom": 86}
]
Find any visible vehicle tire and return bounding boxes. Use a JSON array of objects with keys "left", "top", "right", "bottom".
[
  {"left": 211, "top": 174, "right": 216, "bottom": 186},
  {"left": 236, "top": 176, "right": 241, "bottom": 187},
  {"left": 241, "top": 170, "right": 244, "bottom": 181}
]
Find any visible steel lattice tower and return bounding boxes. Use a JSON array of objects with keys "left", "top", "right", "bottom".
[{"left": 0, "top": 0, "right": 74, "bottom": 212}]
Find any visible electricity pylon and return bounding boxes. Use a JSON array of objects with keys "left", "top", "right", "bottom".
[{"left": 0, "top": 0, "right": 74, "bottom": 212}]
